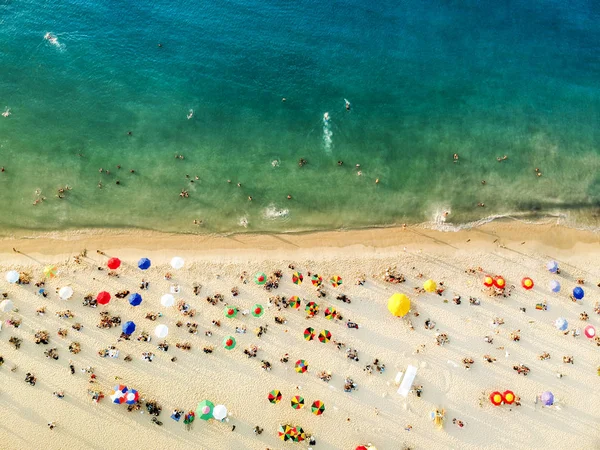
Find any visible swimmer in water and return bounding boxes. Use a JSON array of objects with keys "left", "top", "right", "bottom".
[
  {"left": 323, "top": 112, "right": 330, "bottom": 121},
  {"left": 44, "top": 33, "right": 59, "bottom": 46},
  {"left": 345, "top": 99, "right": 351, "bottom": 111},
  {"left": 187, "top": 109, "right": 193, "bottom": 120},
  {"left": 2, "top": 107, "right": 11, "bottom": 117}
]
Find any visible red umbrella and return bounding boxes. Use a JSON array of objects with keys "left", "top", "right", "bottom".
[
  {"left": 107, "top": 258, "right": 121, "bottom": 270},
  {"left": 483, "top": 275, "right": 494, "bottom": 287},
  {"left": 493, "top": 276, "right": 506, "bottom": 289},
  {"left": 489, "top": 391, "right": 503, "bottom": 406},
  {"left": 521, "top": 277, "right": 534, "bottom": 290},
  {"left": 97, "top": 291, "right": 111, "bottom": 305},
  {"left": 356, "top": 447, "right": 369, "bottom": 450}
]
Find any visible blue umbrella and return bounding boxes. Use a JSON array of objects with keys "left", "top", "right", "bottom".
[
  {"left": 122, "top": 321, "right": 136, "bottom": 335},
  {"left": 550, "top": 280, "right": 561, "bottom": 293},
  {"left": 129, "top": 293, "right": 143, "bottom": 306},
  {"left": 554, "top": 318, "right": 568, "bottom": 331},
  {"left": 572, "top": 286, "right": 584, "bottom": 300},
  {"left": 138, "top": 258, "right": 151, "bottom": 270},
  {"left": 547, "top": 261, "right": 558, "bottom": 273},
  {"left": 540, "top": 391, "right": 554, "bottom": 406}
]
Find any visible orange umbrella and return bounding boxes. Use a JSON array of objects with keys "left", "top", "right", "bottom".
[
  {"left": 493, "top": 276, "right": 506, "bottom": 289},
  {"left": 490, "top": 391, "right": 503, "bottom": 406},
  {"left": 483, "top": 275, "right": 494, "bottom": 287},
  {"left": 521, "top": 277, "right": 534, "bottom": 290},
  {"left": 503, "top": 390, "right": 515, "bottom": 405}
]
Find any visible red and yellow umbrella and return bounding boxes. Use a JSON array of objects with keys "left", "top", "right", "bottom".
[
  {"left": 521, "top": 277, "right": 534, "bottom": 290},
  {"left": 268, "top": 390, "right": 282, "bottom": 404},
  {"left": 493, "top": 276, "right": 506, "bottom": 289},
  {"left": 483, "top": 275, "right": 494, "bottom": 287},
  {"left": 330, "top": 275, "right": 342, "bottom": 287},
  {"left": 292, "top": 272, "right": 303, "bottom": 285},
  {"left": 304, "top": 327, "right": 315, "bottom": 341},
  {"left": 318, "top": 330, "right": 331, "bottom": 343},
  {"left": 311, "top": 274, "right": 323, "bottom": 287},
  {"left": 305, "top": 301, "right": 319, "bottom": 317},
  {"left": 291, "top": 395, "right": 304, "bottom": 410},
  {"left": 295, "top": 359, "right": 308, "bottom": 373},
  {"left": 288, "top": 296, "right": 301, "bottom": 309},
  {"left": 311, "top": 400, "right": 325, "bottom": 416},
  {"left": 503, "top": 390, "right": 515, "bottom": 405},
  {"left": 324, "top": 307, "right": 336, "bottom": 320},
  {"left": 490, "top": 391, "right": 503, "bottom": 406}
]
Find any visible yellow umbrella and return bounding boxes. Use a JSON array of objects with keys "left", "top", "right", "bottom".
[
  {"left": 43, "top": 265, "right": 58, "bottom": 278},
  {"left": 387, "top": 293, "right": 410, "bottom": 317},
  {"left": 423, "top": 279, "right": 436, "bottom": 293}
]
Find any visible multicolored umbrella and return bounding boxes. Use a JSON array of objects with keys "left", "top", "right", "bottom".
[
  {"left": 292, "top": 272, "right": 303, "bottom": 285},
  {"left": 268, "top": 390, "right": 282, "bottom": 404},
  {"left": 223, "top": 336, "right": 236, "bottom": 350},
  {"left": 483, "top": 275, "right": 494, "bottom": 287},
  {"left": 311, "top": 274, "right": 323, "bottom": 287},
  {"left": 254, "top": 272, "right": 267, "bottom": 285},
  {"left": 295, "top": 359, "right": 308, "bottom": 373},
  {"left": 489, "top": 391, "right": 503, "bottom": 406},
  {"left": 122, "top": 321, "right": 136, "bottom": 335},
  {"left": 110, "top": 384, "right": 128, "bottom": 404},
  {"left": 318, "top": 330, "right": 331, "bottom": 343},
  {"left": 129, "top": 293, "right": 142, "bottom": 306},
  {"left": 330, "top": 275, "right": 342, "bottom": 287},
  {"left": 303, "top": 327, "right": 315, "bottom": 341},
  {"left": 493, "top": 276, "right": 506, "bottom": 289},
  {"left": 224, "top": 306, "right": 238, "bottom": 318},
  {"left": 137, "top": 258, "right": 151, "bottom": 270},
  {"left": 305, "top": 301, "right": 319, "bottom": 317},
  {"left": 278, "top": 424, "right": 293, "bottom": 441},
  {"left": 96, "top": 291, "right": 111, "bottom": 305},
  {"left": 288, "top": 296, "right": 301, "bottom": 309},
  {"left": 124, "top": 389, "right": 139, "bottom": 405},
  {"left": 387, "top": 293, "right": 410, "bottom": 317},
  {"left": 292, "top": 426, "right": 306, "bottom": 442},
  {"left": 107, "top": 258, "right": 121, "bottom": 270},
  {"left": 521, "top": 277, "right": 534, "bottom": 290},
  {"left": 251, "top": 304, "right": 264, "bottom": 318},
  {"left": 573, "top": 286, "right": 584, "bottom": 300},
  {"left": 311, "top": 400, "right": 325, "bottom": 415},
  {"left": 423, "top": 279, "right": 436, "bottom": 292},
  {"left": 324, "top": 307, "right": 336, "bottom": 320},
  {"left": 503, "top": 390, "right": 515, "bottom": 405},
  {"left": 43, "top": 265, "right": 58, "bottom": 279},
  {"left": 291, "top": 395, "right": 305, "bottom": 409},
  {"left": 196, "top": 400, "right": 215, "bottom": 420}
]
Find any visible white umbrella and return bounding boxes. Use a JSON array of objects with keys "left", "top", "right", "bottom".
[
  {"left": 5, "top": 270, "right": 19, "bottom": 283},
  {"left": 59, "top": 286, "right": 74, "bottom": 300},
  {"left": 155, "top": 324, "right": 169, "bottom": 338},
  {"left": 0, "top": 299, "right": 14, "bottom": 312},
  {"left": 212, "top": 404, "right": 227, "bottom": 421},
  {"left": 170, "top": 257, "right": 184, "bottom": 270},
  {"left": 160, "top": 294, "right": 175, "bottom": 307}
]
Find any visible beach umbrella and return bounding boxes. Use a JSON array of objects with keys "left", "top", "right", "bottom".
[
  {"left": 110, "top": 385, "right": 128, "bottom": 404},
  {"left": 356, "top": 447, "right": 369, "bottom": 450},
  {"left": 503, "top": 390, "right": 515, "bottom": 405},
  {"left": 304, "top": 327, "right": 315, "bottom": 341},
  {"left": 161, "top": 294, "right": 175, "bottom": 307},
  {"left": 129, "top": 293, "right": 142, "bottom": 306},
  {"left": 483, "top": 275, "right": 494, "bottom": 287},
  {"left": 311, "top": 400, "right": 325, "bottom": 416},
  {"left": 137, "top": 258, "right": 151, "bottom": 270},
  {"left": 540, "top": 391, "right": 554, "bottom": 406},
  {"left": 330, "top": 275, "right": 342, "bottom": 287},
  {"left": 493, "top": 276, "right": 506, "bottom": 289},
  {"left": 311, "top": 274, "right": 323, "bottom": 287},
  {"left": 572, "top": 287, "right": 584, "bottom": 300},
  {"left": 223, "top": 336, "right": 236, "bottom": 350},
  {"left": 292, "top": 272, "right": 303, "bottom": 285},
  {"left": 305, "top": 301, "right": 319, "bottom": 317},
  {"left": 295, "top": 359, "right": 308, "bottom": 373},
  {"left": 293, "top": 426, "right": 306, "bottom": 442},
  {"left": 43, "top": 265, "right": 58, "bottom": 279},
  {"left": 550, "top": 280, "right": 561, "bottom": 293},
  {"left": 96, "top": 291, "right": 111, "bottom": 305},
  {"left": 212, "top": 404, "right": 227, "bottom": 421},
  {"left": 554, "top": 317, "right": 568, "bottom": 331},
  {"left": 122, "top": 321, "right": 136, "bottom": 335},
  {"left": 124, "top": 389, "right": 139, "bottom": 405},
  {"left": 288, "top": 296, "right": 301, "bottom": 309},
  {"left": 107, "top": 258, "right": 121, "bottom": 270},
  {"left": 278, "top": 424, "right": 293, "bottom": 441},
  {"left": 0, "top": 299, "right": 14, "bottom": 312},
  {"left": 196, "top": 400, "right": 215, "bottom": 420},
  {"left": 490, "top": 391, "right": 503, "bottom": 406},
  {"left": 324, "top": 307, "right": 336, "bottom": 320},
  {"left": 154, "top": 324, "right": 169, "bottom": 338},
  {"left": 521, "top": 277, "right": 534, "bottom": 290},
  {"left": 5, "top": 270, "right": 19, "bottom": 283},
  {"left": 268, "top": 390, "right": 282, "bottom": 404},
  {"left": 423, "top": 279, "right": 436, "bottom": 293},
  {"left": 387, "top": 293, "right": 410, "bottom": 317},
  {"left": 318, "top": 330, "right": 331, "bottom": 343},
  {"left": 59, "top": 286, "right": 73, "bottom": 300},
  {"left": 547, "top": 260, "right": 559, "bottom": 273},
  {"left": 584, "top": 325, "right": 596, "bottom": 339},
  {"left": 254, "top": 272, "right": 267, "bottom": 285},
  {"left": 170, "top": 256, "right": 184, "bottom": 269},
  {"left": 224, "top": 306, "right": 238, "bottom": 318},
  {"left": 291, "top": 395, "right": 304, "bottom": 409},
  {"left": 251, "top": 304, "right": 264, "bottom": 318}
]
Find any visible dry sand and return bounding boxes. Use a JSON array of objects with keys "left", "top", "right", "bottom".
[{"left": 0, "top": 222, "right": 598, "bottom": 450}]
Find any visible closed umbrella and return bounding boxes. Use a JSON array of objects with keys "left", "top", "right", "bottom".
[
  {"left": 161, "top": 294, "right": 175, "bottom": 307},
  {"left": 387, "top": 293, "right": 410, "bottom": 317},
  {"left": 129, "top": 293, "right": 142, "bottom": 306},
  {"left": 554, "top": 318, "right": 568, "bottom": 331},
  {"left": 423, "top": 279, "right": 436, "bottom": 292},
  {"left": 138, "top": 258, "right": 151, "bottom": 270},
  {"left": 0, "top": 299, "right": 14, "bottom": 312},
  {"left": 59, "top": 286, "right": 74, "bottom": 300},
  {"left": 5, "top": 270, "right": 19, "bottom": 283},
  {"left": 122, "top": 321, "right": 136, "bottom": 335},
  {"left": 550, "top": 280, "right": 561, "bottom": 293},
  {"left": 155, "top": 324, "right": 169, "bottom": 338},
  {"left": 97, "top": 291, "right": 111, "bottom": 305},
  {"left": 170, "top": 257, "right": 184, "bottom": 269},
  {"left": 43, "top": 265, "right": 58, "bottom": 279},
  {"left": 223, "top": 336, "right": 236, "bottom": 350},
  {"left": 572, "top": 287, "right": 584, "bottom": 300},
  {"left": 107, "top": 258, "right": 121, "bottom": 270},
  {"left": 540, "top": 391, "right": 554, "bottom": 406},
  {"left": 547, "top": 261, "right": 559, "bottom": 273},
  {"left": 212, "top": 404, "right": 227, "bottom": 421},
  {"left": 196, "top": 400, "right": 215, "bottom": 420},
  {"left": 251, "top": 304, "right": 264, "bottom": 318}
]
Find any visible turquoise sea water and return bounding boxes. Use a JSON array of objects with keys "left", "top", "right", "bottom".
[{"left": 0, "top": 0, "right": 599, "bottom": 233}]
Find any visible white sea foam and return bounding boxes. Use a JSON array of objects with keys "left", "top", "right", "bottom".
[
  {"left": 264, "top": 205, "right": 289, "bottom": 219},
  {"left": 238, "top": 217, "right": 248, "bottom": 228}
]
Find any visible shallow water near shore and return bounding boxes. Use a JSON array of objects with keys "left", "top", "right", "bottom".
[{"left": 0, "top": 0, "right": 599, "bottom": 234}]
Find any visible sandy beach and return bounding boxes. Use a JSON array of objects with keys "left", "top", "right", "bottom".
[{"left": 0, "top": 221, "right": 599, "bottom": 450}]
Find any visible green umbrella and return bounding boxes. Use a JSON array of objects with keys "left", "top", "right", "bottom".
[
  {"left": 196, "top": 400, "right": 215, "bottom": 420},
  {"left": 251, "top": 304, "right": 264, "bottom": 318},
  {"left": 223, "top": 336, "right": 236, "bottom": 350},
  {"left": 224, "top": 306, "right": 238, "bottom": 318},
  {"left": 254, "top": 272, "right": 267, "bottom": 285}
]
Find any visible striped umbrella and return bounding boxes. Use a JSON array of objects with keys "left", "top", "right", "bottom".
[
  {"left": 311, "top": 400, "right": 325, "bottom": 416},
  {"left": 223, "top": 336, "right": 236, "bottom": 350},
  {"left": 311, "top": 274, "right": 323, "bottom": 287},
  {"left": 43, "top": 265, "right": 58, "bottom": 279},
  {"left": 224, "top": 306, "right": 238, "bottom": 318},
  {"left": 291, "top": 395, "right": 304, "bottom": 409},
  {"left": 268, "top": 390, "right": 282, "bottom": 404},
  {"left": 110, "top": 385, "right": 128, "bottom": 404},
  {"left": 330, "top": 275, "right": 342, "bottom": 287},
  {"left": 324, "top": 307, "right": 336, "bottom": 320},
  {"left": 303, "top": 327, "right": 315, "bottom": 341},
  {"left": 288, "top": 296, "right": 301, "bottom": 309},
  {"left": 295, "top": 359, "right": 308, "bottom": 373},
  {"left": 292, "top": 272, "right": 303, "bottom": 285},
  {"left": 251, "top": 304, "right": 265, "bottom": 318},
  {"left": 278, "top": 424, "right": 293, "bottom": 441},
  {"left": 254, "top": 272, "right": 267, "bottom": 285},
  {"left": 318, "top": 330, "right": 331, "bottom": 343},
  {"left": 305, "top": 301, "right": 319, "bottom": 317}
]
